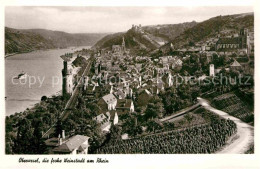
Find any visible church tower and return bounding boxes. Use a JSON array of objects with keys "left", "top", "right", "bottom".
[
  {"left": 240, "top": 28, "right": 249, "bottom": 49},
  {"left": 122, "top": 36, "right": 126, "bottom": 52}
]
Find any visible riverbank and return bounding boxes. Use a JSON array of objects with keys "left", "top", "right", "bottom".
[
  {"left": 5, "top": 48, "right": 57, "bottom": 58},
  {"left": 5, "top": 46, "right": 91, "bottom": 58},
  {"left": 5, "top": 51, "right": 32, "bottom": 58}
]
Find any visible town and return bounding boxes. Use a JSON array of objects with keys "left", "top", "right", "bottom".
[{"left": 5, "top": 13, "right": 254, "bottom": 155}]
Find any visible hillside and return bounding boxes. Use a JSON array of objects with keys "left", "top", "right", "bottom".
[
  {"left": 161, "top": 12, "right": 254, "bottom": 51},
  {"left": 93, "top": 22, "right": 197, "bottom": 52},
  {"left": 5, "top": 27, "right": 108, "bottom": 55},
  {"left": 93, "top": 13, "right": 253, "bottom": 55},
  {"left": 142, "top": 21, "right": 197, "bottom": 41}
]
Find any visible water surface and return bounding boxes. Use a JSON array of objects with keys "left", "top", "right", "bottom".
[{"left": 5, "top": 46, "right": 90, "bottom": 116}]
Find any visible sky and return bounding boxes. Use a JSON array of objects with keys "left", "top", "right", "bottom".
[{"left": 5, "top": 6, "right": 253, "bottom": 33}]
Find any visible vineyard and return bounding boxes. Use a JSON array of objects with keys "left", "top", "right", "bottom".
[
  {"left": 212, "top": 93, "right": 254, "bottom": 123},
  {"left": 95, "top": 108, "right": 237, "bottom": 154}
]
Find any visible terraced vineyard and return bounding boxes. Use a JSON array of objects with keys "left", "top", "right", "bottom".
[
  {"left": 212, "top": 93, "right": 254, "bottom": 123},
  {"left": 95, "top": 108, "right": 237, "bottom": 154}
]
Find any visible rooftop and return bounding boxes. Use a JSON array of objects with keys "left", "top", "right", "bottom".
[
  {"left": 102, "top": 93, "right": 117, "bottom": 104},
  {"left": 53, "top": 135, "right": 89, "bottom": 153}
]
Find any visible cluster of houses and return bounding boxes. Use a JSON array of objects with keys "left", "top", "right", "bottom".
[
  {"left": 45, "top": 27, "right": 253, "bottom": 155},
  {"left": 89, "top": 29, "right": 249, "bottom": 132},
  {"left": 82, "top": 38, "right": 185, "bottom": 133},
  {"left": 172, "top": 28, "right": 254, "bottom": 58}
]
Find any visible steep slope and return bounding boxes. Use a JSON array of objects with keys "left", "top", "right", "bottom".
[
  {"left": 142, "top": 21, "right": 197, "bottom": 41},
  {"left": 93, "top": 29, "right": 159, "bottom": 52},
  {"left": 24, "top": 29, "right": 108, "bottom": 48},
  {"left": 93, "top": 22, "right": 197, "bottom": 51},
  {"left": 5, "top": 27, "right": 108, "bottom": 55},
  {"left": 5, "top": 27, "right": 55, "bottom": 55},
  {"left": 161, "top": 12, "right": 254, "bottom": 51}
]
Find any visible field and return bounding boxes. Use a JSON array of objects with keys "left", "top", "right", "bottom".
[{"left": 212, "top": 93, "right": 254, "bottom": 123}]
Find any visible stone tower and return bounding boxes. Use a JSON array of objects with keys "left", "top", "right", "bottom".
[
  {"left": 240, "top": 28, "right": 249, "bottom": 49},
  {"left": 209, "top": 64, "right": 215, "bottom": 77},
  {"left": 61, "top": 55, "right": 73, "bottom": 96}
]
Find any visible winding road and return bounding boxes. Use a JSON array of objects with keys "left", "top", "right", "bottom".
[{"left": 197, "top": 97, "right": 254, "bottom": 154}]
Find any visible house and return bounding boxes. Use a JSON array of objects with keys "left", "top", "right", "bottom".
[
  {"left": 136, "top": 89, "right": 152, "bottom": 107},
  {"left": 93, "top": 112, "right": 111, "bottom": 132},
  {"left": 169, "top": 56, "right": 183, "bottom": 70},
  {"left": 116, "top": 99, "right": 135, "bottom": 114},
  {"left": 161, "top": 57, "right": 169, "bottom": 66},
  {"left": 112, "top": 45, "right": 122, "bottom": 53},
  {"left": 135, "top": 64, "right": 142, "bottom": 72},
  {"left": 52, "top": 135, "right": 90, "bottom": 154},
  {"left": 114, "top": 89, "right": 126, "bottom": 99},
  {"left": 162, "top": 72, "right": 173, "bottom": 87},
  {"left": 98, "top": 93, "right": 117, "bottom": 111},
  {"left": 45, "top": 131, "right": 90, "bottom": 155}
]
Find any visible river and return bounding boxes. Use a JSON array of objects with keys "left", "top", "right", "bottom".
[{"left": 5, "top": 46, "right": 90, "bottom": 116}]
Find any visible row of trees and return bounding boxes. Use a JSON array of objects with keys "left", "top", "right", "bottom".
[{"left": 5, "top": 95, "right": 68, "bottom": 154}]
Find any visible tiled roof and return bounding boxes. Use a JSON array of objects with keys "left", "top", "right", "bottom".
[
  {"left": 53, "top": 135, "right": 89, "bottom": 153},
  {"left": 102, "top": 93, "right": 117, "bottom": 104},
  {"left": 230, "top": 60, "right": 242, "bottom": 67},
  {"left": 116, "top": 99, "right": 132, "bottom": 108}
]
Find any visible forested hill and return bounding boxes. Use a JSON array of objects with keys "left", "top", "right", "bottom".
[
  {"left": 161, "top": 12, "right": 254, "bottom": 51},
  {"left": 5, "top": 27, "right": 108, "bottom": 55},
  {"left": 92, "top": 21, "right": 197, "bottom": 52},
  {"left": 142, "top": 21, "right": 197, "bottom": 41}
]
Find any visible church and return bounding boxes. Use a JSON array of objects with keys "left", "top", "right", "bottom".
[
  {"left": 112, "top": 37, "right": 126, "bottom": 54},
  {"left": 215, "top": 28, "right": 250, "bottom": 54}
]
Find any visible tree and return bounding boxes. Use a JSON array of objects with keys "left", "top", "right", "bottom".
[
  {"left": 144, "top": 103, "right": 160, "bottom": 120},
  {"left": 5, "top": 133, "right": 14, "bottom": 154},
  {"left": 110, "top": 125, "right": 122, "bottom": 140},
  {"left": 146, "top": 119, "right": 163, "bottom": 133},
  {"left": 31, "top": 120, "right": 47, "bottom": 154},
  {"left": 63, "top": 119, "right": 77, "bottom": 136},
  {"left": 164, "top": 122, "right": 175, "bottom": 131},
  {"left": 14, "top": 119, "right": 34, "bottom": 154},
  {"left": 54, "top": 118, "right": 63, "bottom": 137},
  {"left": 41, "top": 96, "right": 48, "bottom": 102}
]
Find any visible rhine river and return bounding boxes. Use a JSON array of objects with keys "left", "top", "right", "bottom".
[{"left": 5, "top": 46, "right": 90, "bottom": 116}]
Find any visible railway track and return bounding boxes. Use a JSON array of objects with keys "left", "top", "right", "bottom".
[{"left": 42, "top": 57, "right": 93, "bottom": 138}]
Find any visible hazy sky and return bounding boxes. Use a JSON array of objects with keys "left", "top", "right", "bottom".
[{"left": 5, "top": 6, "right": 253, "bottom": 33}]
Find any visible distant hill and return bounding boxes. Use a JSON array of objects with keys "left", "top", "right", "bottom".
[
  {"left": 5, "top": 27, "right": 108, "bottom": 55},
  {"left": 93, "top": 30, "right": 158, "bottom": 53},
  {"left": 93, "top": 21, "right": 197, "bottom": 52},
  {"left": 161, "top": 12, "right": 254, "bottom": 51},
  {"left": 93, "top": 13, "right": 253, "bottom": 55},
  {"left": 142, "top": 21, "right": 197, "bottom": 41}
]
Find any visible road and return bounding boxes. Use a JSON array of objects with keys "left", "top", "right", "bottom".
[
  {"left": 197, "top": 97, "right": 254, "bottom": 154},
  {"left": 42, "top": 57, "right": 93, "bottom": 138},
  {"left": 160, "top": 103, "right": 200, "bottom": 122}
]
